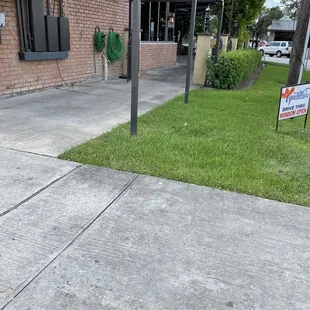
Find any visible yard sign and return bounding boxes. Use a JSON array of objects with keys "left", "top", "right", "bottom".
[{"left": 276, "top": 83, "right": 310, "bottom": 131}]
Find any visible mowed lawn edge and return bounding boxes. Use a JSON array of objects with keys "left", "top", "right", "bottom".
[{"left": 59, "top": 64, "right": 310, "bottom": 207}]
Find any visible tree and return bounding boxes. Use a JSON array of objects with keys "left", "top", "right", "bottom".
[
  {"left": 249, "top": 6, "right": 284, "bottom": 40},
  {"left": 175, "top": 0, "right": 265, "bottom": 50},
  {"left": 211, "top": 0, "right": 265, "bottom": 47},
  {"left": 281, "top": 0, "right": 301, "bottom": 19},
  {"left": 287, "top": 0, "right": 310, "bottom": 84},
  {"left": 175, "top": 13, "right": 204, "bottom": 50}
]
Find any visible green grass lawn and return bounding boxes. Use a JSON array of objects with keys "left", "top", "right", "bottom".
[{"left": 60, "top": 64, "right": 310, "bottom": 206}]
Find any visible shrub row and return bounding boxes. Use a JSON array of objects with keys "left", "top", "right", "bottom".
[{"left": 206, "top": 49, "right": 262, "bottom": 89}]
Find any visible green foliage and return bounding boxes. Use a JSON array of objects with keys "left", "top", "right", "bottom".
[
  {"left": 237, "top": 21, "right": 250, "bottom": 49},
  {"left": 281, "top": 0, "right": 300, "bottom": 19},
  {"left": 59, "top": 66, "right": 310, "bottom": 207},
  {"left": 249, "top": 6, "right": 284, "bottom": 39},
  {"left": 206, "top": 49, "right": 262, "bottom": 89},
  {"left": 235, "top": 0, "right": 265, "bottom": 46},
  {"left": 175, "top": 13, "right": 204, "bottom": 46},
  {"left": 212, "top": 0, "right": 265, "bottom": 46}
]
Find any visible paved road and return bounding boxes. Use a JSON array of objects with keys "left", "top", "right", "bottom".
[
  {"left": 1, "top": 69, "right": 310, "bottom": 309},
  {"left": 264, "top": 55, "right": 310, "bottom": 71}
]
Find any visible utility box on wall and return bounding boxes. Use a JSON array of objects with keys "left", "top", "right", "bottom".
[
  {"left": 45, "top": 16, "right": 59, "bottom": 52},
  {"left": 58, "top": 16, "right": 70, "bottom": 51},
  {"left": 16, "top": 0, "right": 70, "bottom": 61},
  {"left": 29, "top": 0, "right": 47, "bottom": 52}
]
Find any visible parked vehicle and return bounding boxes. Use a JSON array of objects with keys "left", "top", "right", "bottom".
[
  {"left": 259, "top": 40, "right": 268, "bottom": 47},
  {"left": 259, "top": 41, "right": 292, "bottom": 58}
]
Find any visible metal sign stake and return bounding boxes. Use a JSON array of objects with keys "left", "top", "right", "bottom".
[
  {"left": 276, "top": 87, "right": 282, "bottom": 132},
  {"left": 304, "top": 100, "right": 309, "bottom": 130}
]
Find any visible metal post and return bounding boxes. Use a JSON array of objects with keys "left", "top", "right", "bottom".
[
  {"left": 304, "top": 108, "right": 309, "bottom": 130},
  {"left": 127, "top": 0, "right": 132, "bottom": 82},
  {"left": 215, "top": 0, "right": 224, "bottom": 63},
  {"left": 157, "top": 3, "right": 160, "bottom": 41},
  {"left": 130, "top": 0, "right": 141, "bottom": 136},
  {"left": 298, "top": 17, "right": 310, "bottom": 84},
  {"left": 148, "top": 3, "right": 152, "bottom": 41},
  {"left": 165, "top": 2, "right": 170, "bottom": 41},
  {"left": 276, "top": 88, "right": 282, "bottom": 131},
  {"left": 184, "top": 0, "right": 197, "bottom": 104},
  {"left": 173, "top": 8, "right": 176, "bottom": 42}
]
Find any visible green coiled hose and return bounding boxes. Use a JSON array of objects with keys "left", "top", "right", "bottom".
[
  {"left": 94, "top": 27, "right": 106, "bottom": 53},
  {"left": 107, "top": 29, "right": 123, "bottom": 63}
]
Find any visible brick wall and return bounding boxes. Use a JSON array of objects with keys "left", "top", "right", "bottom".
[
  {"left": 140, "top": 42, "right": 177, "bottom": 71},
  {"left": 0, "top": 0, "right": 129, "bottom": 96}
]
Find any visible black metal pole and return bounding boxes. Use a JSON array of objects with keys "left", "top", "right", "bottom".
[
  {"left": 184, "top": 0, "right": 197, "bottom": 104},
  {"left": 157, "top": 3, "right": 160, "bottom": 41},
  {"left": 173, "top": 8, "right": 176, "bottom": 41},
  {"left": 276, "top": 88, "right": 282, "bottom": 131},
  {"left": 127, "top": 0, "right": 132, "bottom": 82},
  {"left": 130, "top": 0, "right": 141, "bottom": 136},
  {"left": 148, "top": 3, "right": 152, "bottom": 41},
  {"left": 165, "top": 2, "right": 170, "bottom": 41}
]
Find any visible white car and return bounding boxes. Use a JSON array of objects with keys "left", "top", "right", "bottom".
[{"left": 259, "top": 41, "right": 293, "bottom": 58}]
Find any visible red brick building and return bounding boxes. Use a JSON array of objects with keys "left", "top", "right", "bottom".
[{"left": 0, "top": 0, "right": 177, "bottom": 96}]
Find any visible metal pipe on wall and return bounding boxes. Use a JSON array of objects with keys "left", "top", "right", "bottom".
[
  {"left": 47, "top": 0, "right": 51, "bottom": 16},
  {"left": 59, "top": 0, "right": 63, "bottom": 17},
  {"left": 16, "top": 0, "right": 25, "bottom": 52}
]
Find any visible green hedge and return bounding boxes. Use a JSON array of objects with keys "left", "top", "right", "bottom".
[{"left": 206, "top": 50, "right": 262, "bottom": 89}]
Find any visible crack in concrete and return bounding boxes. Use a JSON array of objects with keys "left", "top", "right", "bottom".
[
  {"left": 0, "top": 165, "right": 83, "bottom": 218},
  {"left": 1, "top": 173, "right": 139, "bottom": 310},
  {"left": 0, "top": 146, "right": 57, "bottom": 159}
]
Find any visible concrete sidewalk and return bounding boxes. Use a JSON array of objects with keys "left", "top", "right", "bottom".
[
  {"left": 0, "top": 79, "right": 185, "bottom": 157},
  {"left": 1, "top": 147, "right": 310, "bottom": 309}
]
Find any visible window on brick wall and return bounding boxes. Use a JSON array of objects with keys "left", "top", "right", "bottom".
[{"left": 141, "top": 2, "right": 174, "bottom": 42}]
